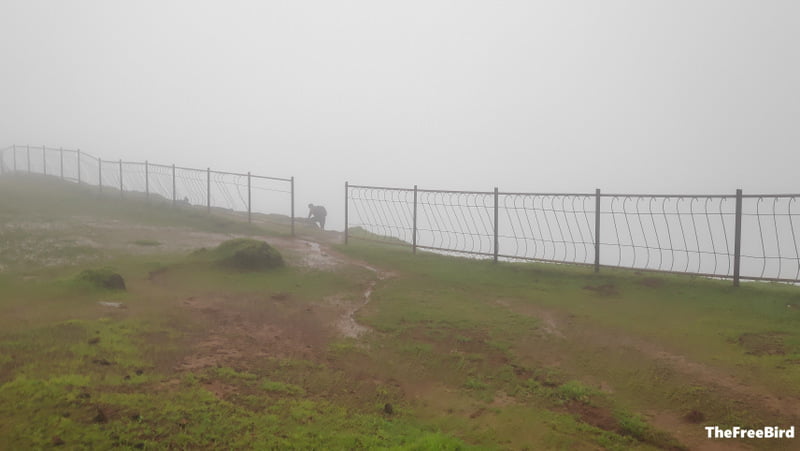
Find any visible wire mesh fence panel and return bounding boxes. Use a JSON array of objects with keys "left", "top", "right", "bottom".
[
  {"left": 348, "top": 186, "right": 416, "bottom": 246},
  {"left": 597, "top": 195, "right": 736, "bottom": 277},
  {"left": 499, "top": 193, "right": 596, "bottom": 264},
  {"left": 209, "top": 171, "right": 249, "bottom": 213},
  {"left": 59, "top": 149, "right": 81, "bottom": 182},
  {"left": 174, "top": 166, "right": 208, "bottom": 207},
  {"left": 417, "top": 190, "right": 494, "bottom": 256},
  {"left": 147, "top": 164, "right": 175, "bottom": 202},
  {"left": 43, "top": 147, "right": 65, "bottom": 178},
  {"left": 1, "top": 145, "right": 295, "bottom": 233},
  {"left": 99, "top": 159, "right": 122, "bottom": 192},
  {"left": 0, "top": 146, "right": 13, "bottom": 173},
  {"left": 740, "top": 196, "right": 800, "bottom": 282},
  {"left": 21, "top": 146, "right": 41, "bottom": 174},
  {"left": 78, "top": 153, "right": 100, "bottom": 186},
  {"left": 120, "top": 162, "right": 148, "bottom": 195},
  {"left": 346, "top": 184, "right": 800, "bottom": 284},
  {"left": 251, "top": 175, "right": 293, "bottom": 223}
]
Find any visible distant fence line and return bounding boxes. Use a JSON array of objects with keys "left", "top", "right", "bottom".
[
  {"left": 0, "top": 144, "right": 295, "bottom": 234},
  {"left": 344, "top": 182, "right": 800, "bottom": 285}
]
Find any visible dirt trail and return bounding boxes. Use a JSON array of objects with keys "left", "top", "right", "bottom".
[
  {"left": 177, "top": 235, "right": 390, "bottom": 372},
  {"left": 269, "top": 235, "right": 394, "bottom": 339}
]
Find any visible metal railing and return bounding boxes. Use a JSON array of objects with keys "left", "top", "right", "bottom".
[
  {"left": 0, "top": 145, "right": 295, "bottom": 234},
  {"left": 345, "top": 183, "right": 800, "bottom": 285}
]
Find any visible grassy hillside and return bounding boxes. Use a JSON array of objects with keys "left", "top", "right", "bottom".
[{"left": 0, "top": 175, "right": 798, "bottom": 450}]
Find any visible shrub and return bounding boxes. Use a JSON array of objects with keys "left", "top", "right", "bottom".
[
  {"left": 209, "top": 238, "right": 284, "bottom": 271},
  {"left": 78, "top": 268, "right": 126, "bottom": 290}
]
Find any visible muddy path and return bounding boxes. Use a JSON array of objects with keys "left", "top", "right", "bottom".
[{"left": 177, "top": 234, "right": 392, "bottom": 372}]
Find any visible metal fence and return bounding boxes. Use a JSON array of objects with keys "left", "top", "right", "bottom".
[
  {"left": 0, "top": 145, "right": 295, "bottom": 234},
  {"left": 345, "top": 183, "right": 800, "bottom": 285}
]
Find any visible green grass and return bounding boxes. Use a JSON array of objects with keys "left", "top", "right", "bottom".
[
  {"left": 336, "top": 240, "right": 800, "bottom": 449},
  {"left": 2, "top": 175, "right": 799, "bottom": 450}
]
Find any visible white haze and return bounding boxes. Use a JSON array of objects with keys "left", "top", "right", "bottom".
[{"left": 2, "top": 0, "right": 799, "bottom": 230}]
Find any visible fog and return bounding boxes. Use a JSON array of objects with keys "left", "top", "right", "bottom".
[{"left": 2, "top": 0, "right": 799, "bottom": 230}]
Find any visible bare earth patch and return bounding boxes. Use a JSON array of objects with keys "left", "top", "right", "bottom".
[
  {"left": 177, "top": 239, "right": 390, "bottom": 371},
  {"left": 736, "top": 332, "right": 787, "bottom": 356},
  {"left": 582, "top": 284, "right": 619, "bottom": 296}
]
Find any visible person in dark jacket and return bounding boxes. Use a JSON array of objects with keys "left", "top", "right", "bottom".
[{"left": 307, "top": 203, "right": 327, "bottom": 230}]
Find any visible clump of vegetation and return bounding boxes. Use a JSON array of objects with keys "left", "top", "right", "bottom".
[
  {"left": 206, "top": 238, "right": 284, "bottom": 270},
  {"left": 77, "top": 268, "right": 126, "bottom": 290}
]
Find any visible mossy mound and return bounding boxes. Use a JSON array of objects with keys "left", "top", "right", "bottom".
[
  {"left": 78, "top": 268, "right": 126, "bottom": 290},
  {"left": 208, "top": 238, "right": 284, "bottom": 271}
]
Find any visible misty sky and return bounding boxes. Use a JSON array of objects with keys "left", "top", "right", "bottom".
[{"left": 2, "top": 1, "right": 799, "bottom": 229}]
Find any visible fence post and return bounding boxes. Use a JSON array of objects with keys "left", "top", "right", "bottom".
[
  {"left": 733, "top": 189, "right": 743, "bottom": 287},
  {"left": 594, "top": 188, "right": 601, "bottom": 273},
  {"left": 172, "top": 164, "right": 176, "bottom": 206},
  {"left": 145, "top": 161, "right": 149, "bottom": 199},
  {"left": 207, "top": 168, "right": 211, "bottom": 213},
  {"left": 290, "top": 176, "right": 295, "bottom": 236},
  {"left": 344, "top": 182, "right": 349, "bottom": 245},
  {"left": 413, "top": 185, "right": 418, "bottom": 254},
  {"left": 247, "top": 171, "right": 252, "bottom": 223},
  {"left": 77, "top": 149, "right": 81, "bottom": 184},
  {"left": 13, "top": 144, "right": 17, "bottom": 172},
  {"left": 26, "top": 145, "right": 31, "bottom": 173},
  {"left": 494, "top": 187, "right": 499, "bottom": 263},
  {"left": 42, "top": 145, "right": 46, "bottom": 176},
  {"left": 119, "top": 159, "right": 123, "bottom": 197},
  {"left": 99, "top": 158, "right": 103, "bottom": 193},
  {"left": 59, "top": 148, "right": 64, "bottom": 180}
]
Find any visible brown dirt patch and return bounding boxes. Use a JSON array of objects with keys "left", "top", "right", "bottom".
[
  {"left": 736, "top": 332, "right": 786, "bottom": 356},
  {"left": 564, "top": 401, "right": 619, "bottom": 433},
  {"left": 640, "top": 277, "right": 663, "bottom": 288},
  {"left": 178, "top": 294, "right": 333, "bottom": 371},
  {"left": 648, "top": 410, "right": 750, "bottom": 451},
  {"left": 490, "top": 391, "right": 516, "bottom": 408},
  {"left": 683, "top": 410, "right": 705, "bottom": 423},
  {"left": 582, "top": 284, "right": 619, "bottom": 296}
]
